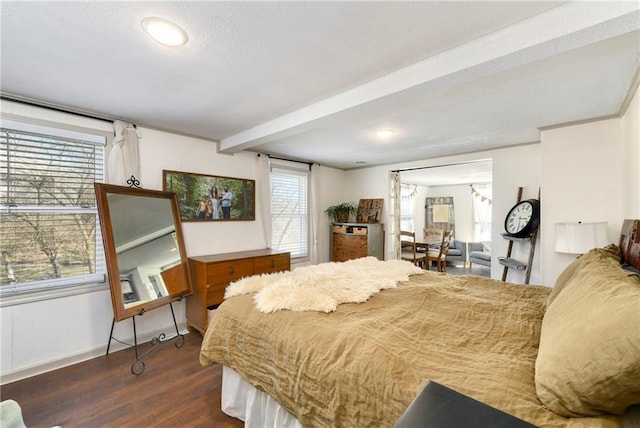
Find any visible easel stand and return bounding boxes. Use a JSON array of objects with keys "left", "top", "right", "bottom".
[{"left": 106, "top": 301, "right": 185, "bottom": 375}]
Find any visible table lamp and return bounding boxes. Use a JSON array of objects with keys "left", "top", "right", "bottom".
[{"left": 555, "top": 222, "right": 608, "bottom": 255}]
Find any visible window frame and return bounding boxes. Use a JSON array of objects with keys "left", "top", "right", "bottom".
[
  {"left": 269, "top": 163, "right": 310, "bottom": 261},
  {"left": 0, "top": 116, "right": 110, "bottom": 306}
]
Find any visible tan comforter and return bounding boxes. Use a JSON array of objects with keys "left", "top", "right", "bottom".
[{"left": 200, "top": 270, "right": 621, "bottom": 427}]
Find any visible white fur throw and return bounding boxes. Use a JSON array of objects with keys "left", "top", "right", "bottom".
[{"left": 225, "top": 256, "right": 424, "bottom": 313}]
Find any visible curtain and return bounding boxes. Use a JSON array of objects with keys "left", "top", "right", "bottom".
[
  {"left": 309, "top": 164, "right": 321, "bottom": 264},
  {"left": 107, "top": 120, "right": 140, "bottom": 185},
  {"left": 257, "top": 155, "right": 272, "bottom": 248},
  {"left": 389, "top": 171, "right": 401, "bottom": 259}
]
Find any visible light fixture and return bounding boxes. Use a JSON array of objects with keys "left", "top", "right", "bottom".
[
  {"left": 142, "top": 17, "right": 188, "bottom": 47},
  {"left": 555, "top": 222, "right": 608, "bottom": 254},
  {"left": 376, "top": 129, "right": 394, "bottom": 139}
]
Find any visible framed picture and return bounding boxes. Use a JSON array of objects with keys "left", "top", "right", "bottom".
[
  {"left": 425, "top": 196, "right": 454, "bottom": 234},
  {"left": 163, "top": 170, "right": 255, "bottom": 222},
  {"left": 357, "top": 198, "right": 383, "bottom": 223}
]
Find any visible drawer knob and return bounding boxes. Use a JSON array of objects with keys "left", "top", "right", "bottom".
[
  {"left": 270, "top": 259, "right": 275, "bottom": 268},
  {"left": 229, "top": 266, "right": 234, "bottom": 275}
]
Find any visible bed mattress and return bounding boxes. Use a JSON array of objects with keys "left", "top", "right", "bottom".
[{"left": 200, "top": 270, "right": 621, "bottom": 427}]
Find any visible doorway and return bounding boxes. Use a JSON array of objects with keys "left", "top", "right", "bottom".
[{"left": 392, "top": 159, "right": 492, "bottom": 275}]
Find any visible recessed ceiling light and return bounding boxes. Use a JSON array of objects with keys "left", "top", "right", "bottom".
[
  {"left": 142, "top": 17, "right": 188, "bottom": 47},
  {"left": 376, "top": 129, "right": 394, "bottom": 139}
]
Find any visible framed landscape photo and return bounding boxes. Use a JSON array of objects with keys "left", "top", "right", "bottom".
[{"left": 163, "top": 170, "right": 255, "bottom": 222}]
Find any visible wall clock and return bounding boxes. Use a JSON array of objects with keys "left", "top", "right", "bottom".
[{"left": 504, "top": 199, "right": 540, "bottom": 238}]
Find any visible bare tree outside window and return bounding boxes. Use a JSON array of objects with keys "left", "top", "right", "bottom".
[{"left": 0, "top": 128, "right": 104, "bottom": 289}]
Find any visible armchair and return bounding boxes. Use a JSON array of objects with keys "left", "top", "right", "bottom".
[
  {"left": 446, "top": 239, "right": 467, "bottom": 267},
  {"left": 468, "top": 241, "right": 491, "bottom": 268}
]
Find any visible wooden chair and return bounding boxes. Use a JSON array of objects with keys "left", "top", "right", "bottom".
[
  {"left": 425, "top": 230, "right": 454, "bottom": 272},
  {"left": 423, "top": 227, "right": 443, "bottom": 244},
  {"left": 400, "top": 231, "right": 426, "bottom": 269}
]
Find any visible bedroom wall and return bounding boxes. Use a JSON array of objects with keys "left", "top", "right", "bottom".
[
  {"left": 342, "top": 145, "right": 541, "bottom": 285},
  {"left": 2, "top": 88, "right": 637, "bottom": 382},
  {"left": 621, "top": 84, "right": 640, "bottom": 218},
  {"left": 402, "top": 181, "right": 490, "bottom": 246},
  {"left": 347, "top": 98, "right": 639, "bottom": 289},
  {"left": 540, "top": 85, "right": 640, "bottom": 285},
  {"left": 425, "top": 184, "right": 474, "bottom": 243},
  {"left": 0, "top": 101, "right": 346, "bottom": 383}
]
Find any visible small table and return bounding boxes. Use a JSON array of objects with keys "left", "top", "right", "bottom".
[
  {"left": 415, "top": 236, "right": 441, "bottom": 251},
  {"left": 393, "top": 381, "right": 536, "bottom": 428}
]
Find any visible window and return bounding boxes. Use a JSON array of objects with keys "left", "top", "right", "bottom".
[
  {"left": 0, "top": 120, "right": 106, "bottom": 296},
  {"left": 270, "top": 165, "right": 309, "bottom": 259},
  {"left": 472, "top": 184, "right": 492, "bottom": 241},
  {"left": 400, "top": 183, "right": 415, "bottom": 232}
]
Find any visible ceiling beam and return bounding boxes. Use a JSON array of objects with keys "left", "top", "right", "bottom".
[{"left": 219, "top": 2, "right": 639, "bottom": 154}]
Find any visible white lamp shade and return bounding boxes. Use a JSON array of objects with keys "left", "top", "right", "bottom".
[{"left": 555, "top": 222, "right": 609, "bottom": 254}]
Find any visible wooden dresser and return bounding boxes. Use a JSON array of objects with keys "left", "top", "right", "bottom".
[
  {"left": 187, "top": 249, "right": 290, "bottom": 334},
  {"left": 330, "top": 222, "right": 384, "bottom": 262}
]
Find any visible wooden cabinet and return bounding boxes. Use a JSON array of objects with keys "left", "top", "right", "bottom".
[
  {"left": 187, "top": 249, "right": 290, "bottom": 334},
  {"left": 330, "top": 222, "right": 384, "bottom": 262}
]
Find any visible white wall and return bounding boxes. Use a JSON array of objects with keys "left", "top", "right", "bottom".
[
  {"left": 425, "top": 184, "right": 475, "bottom": 243},
  {"left": 491, "top": 144, "right": 542, "bottom": 284},
  {"left": 314, "top": 166, "right": 349, "bottom": 263},
  {"left": 344, "top": 146, "right": 541, "bottom": 282},
  {"left": 0, "top": 101, "right": 346, "bottom": 383},
  {"left": 540, "top": 85, "right": 640, "bottom": 285},
  {"left": 2, "top": 85, "right": 638, "bottom": 383},
  {"left": 621, "top": 85, "right": 640, "bottom": 218},
  {"left": 403, "top": 181, "right": 489, "bottom": 246}
]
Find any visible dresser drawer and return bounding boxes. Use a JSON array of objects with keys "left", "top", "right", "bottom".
[
  {"left": 206, "top": 283, "right": 226, "bottom": 307},
  {"left": 187, "top": 250, "right": 290, "bottom": 335},
  {"left": 332, "top": 234, "right": 367, "bottom": 262},
  {"left": 333, "top": 234, "right": 367, "bottom": 252},
  {"left": 206, "top": 260, "right": 253, "bottom": 284},
  {"left": 254, "top": 253, "right": 290, "bottom": 274}
]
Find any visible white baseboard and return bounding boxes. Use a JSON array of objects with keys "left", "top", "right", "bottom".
[{"left": 1, "top": 325, "right": 190, "bottom": 385}]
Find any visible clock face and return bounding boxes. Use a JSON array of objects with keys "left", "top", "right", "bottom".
[{"left": 504, "top": 199, "right": 540, "bottom": 237}]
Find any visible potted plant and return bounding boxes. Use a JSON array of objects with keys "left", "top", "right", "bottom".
[{"left": 324, "top": 202, "right": 358, "bottom": 223}]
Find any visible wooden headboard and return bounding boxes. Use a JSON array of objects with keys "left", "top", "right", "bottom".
[{"left": 619, "top": 219, "right": 640, "bottom": 270}]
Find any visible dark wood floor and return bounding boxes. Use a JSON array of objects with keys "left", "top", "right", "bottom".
[
  {"left": 445, "top": 263, "right": 491, "bottom": 277},
  {"left": 1, "top": 332, "right": 243, "bottom": 428}
]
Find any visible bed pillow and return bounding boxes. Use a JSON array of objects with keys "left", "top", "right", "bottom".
[
  {"left": 535, "top": 248, "right": 640, "bottom": 417},
  {"left": 545, "top": 244, "right": 621, "bottom": 310}
]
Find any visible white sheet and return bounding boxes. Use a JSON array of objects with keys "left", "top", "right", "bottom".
[{"left": 221, "top": 366, "right": 303, "bottom": 428}]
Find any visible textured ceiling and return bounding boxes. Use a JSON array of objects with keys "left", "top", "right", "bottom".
[{"left": 1, "top": 1, "right": 639, "bottom": 172}]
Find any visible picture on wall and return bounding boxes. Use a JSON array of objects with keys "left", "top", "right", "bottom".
[
  {"left": 357, "top": 198, "right": 383, "bottom": 223},
  {"left": 163, "top": 170, "right": 255, "bottom": 222},
  {"left": 425, "top": 196, "right": 455, "bottom": 234}
]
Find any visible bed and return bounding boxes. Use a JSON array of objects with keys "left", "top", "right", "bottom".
[{"left": 200, "top": 219, "right": 640, "bottom": 427}]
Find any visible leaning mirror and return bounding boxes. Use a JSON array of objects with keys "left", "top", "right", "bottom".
[{"left": 94, "top": 183, "right": 192, "bottom": 322}]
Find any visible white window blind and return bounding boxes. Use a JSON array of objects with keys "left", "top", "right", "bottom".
[
  {"left": 0, "top": 122, "right": 106, "bottom": 295},
  {"left": 270, "top": 166, "right": 309, "bottom": 259}
]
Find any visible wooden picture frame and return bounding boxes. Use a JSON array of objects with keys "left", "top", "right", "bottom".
[
  {"left": 357, "top": 198, "right": 384, "bottom": 223},
  {"left": 163, "top": 170, "right": 255, "bottom": 222},
  {"left": 425, "top": 196, "right": 455, "bottom": 234}
]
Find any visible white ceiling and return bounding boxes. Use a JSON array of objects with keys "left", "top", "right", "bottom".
[{"left": 1, "top": 1, "right": 639, "bottom": 173}]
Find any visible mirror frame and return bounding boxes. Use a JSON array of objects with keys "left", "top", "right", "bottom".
[{"left": 94, "top": 183, "right": 192, "bottom": 321}]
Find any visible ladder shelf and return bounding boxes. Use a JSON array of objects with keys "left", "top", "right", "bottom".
[{"left": 500, "top": 187, "right": 539, "bottom": 285}]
